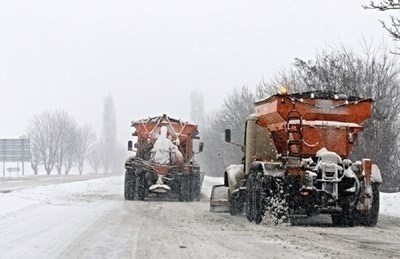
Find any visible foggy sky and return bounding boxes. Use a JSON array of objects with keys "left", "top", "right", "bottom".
[{"left": 0, "top": 0, "right": 391, "bottom": 143}]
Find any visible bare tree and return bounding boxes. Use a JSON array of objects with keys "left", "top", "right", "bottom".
[
  {"left": 200, "top": 86, "right": 256, "bottom": 176},
  {"left": 101, "top": 94, "right": 117, "bottom": 174},
  {"left": 88, "top": 142, "right": 102, "bottom": 174},
  {"left": 365, "top": 1, "right": 400, "bottom": 49},
  {"left": 27, "top": 111, "right": 59, "bottom": 175},
  {"left": 76, "top": 125, "right": 96, "bottom": 175},
  {"left": 29, "top": 140, "right": 41, "bottom": 175},
  {"left": 53, "top": 111, "right": 78, "bottom": 175}
]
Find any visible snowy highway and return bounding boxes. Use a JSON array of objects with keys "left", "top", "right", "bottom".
[{"left": 1, "top": 175, "right": 399, "bottom": 258}]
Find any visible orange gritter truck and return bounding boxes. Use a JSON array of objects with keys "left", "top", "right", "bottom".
[
  {"left": 124, "top": 114, "right": 203, "bottom": 201},
  {"left": 210, "top": 90, "right": 382, "bottom": 226}
]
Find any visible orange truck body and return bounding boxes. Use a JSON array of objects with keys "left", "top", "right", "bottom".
[{"left": 255, "top": 92, "right": 373, "bottom": 158}]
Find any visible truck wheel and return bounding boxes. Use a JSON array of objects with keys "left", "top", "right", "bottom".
[
  {"left": 332, "top": 196, "right": 355, "bottom": 227},
  {"left": 193, "top": 173, "right": 201, "bottom": 201},
  {"left": 179, "top": 176, "right": 190, "bottom": 201},
  {"left": 124, "top": 170, "right": 135, "bottom": 200},
  {"left": 245, "top": 172, "right": 263, "bottom": 223},
  {"left": 245, "top": 174, "right": 255, "bottom": 222},
  {"left": 135, "top": 170, "right": 146, "bottom": 200},
  {"left": 187, "top": 174, "right": 194, "bottom": 201},
  {"left": 228, "top": 190, "right": 244, "bottom": 216},
  {"left": 253, "top": 179, "right": 263, "bottom": 224},
  {"left": 361, "top": 183, "right": 380, "bottom": 226}
]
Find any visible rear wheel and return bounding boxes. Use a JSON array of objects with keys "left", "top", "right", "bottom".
[
  {"left": 361, "top": 183, "right": 380, "bottom": 226},
  {"left": 124, "top": 170, "right": 135, "bottom": 200},
  {"left": 192, "top": 172, "right": 201, "bottom": 201},
  {"left": 229, "top": 190, "right": 244, "bottom": 216},
  {"left": 179, "top": 175, "right": 192, "bottom": 201},
  {"left": 245, "top": 174, "right": 255, "bottom": 222},
  {"left": 245, "top": 172, "right": 263, "bottom": 224},
  {"left": 135, "top": 169, "right": 146, "bottom": 200}
]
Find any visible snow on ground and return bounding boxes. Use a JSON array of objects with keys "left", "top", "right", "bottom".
[
  {"left": 0, "top": 177, "right": 122, "bottom": 258},
  {"left": 202, "top": 176, "right": 400, "bottom": 218},
  {"left": 1, "top": 175, "right": 400, "bottom": 258},
  {"left": 380, "top": 192, "right": 400, "bottom": 217},
  {"left": 2, "top": 175, "right": 398, "bottom": 218}
]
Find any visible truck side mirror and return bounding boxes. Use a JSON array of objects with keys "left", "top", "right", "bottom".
[
  {"left": 199, "top": 142, "right": 204, "bottom": 153},
  {"left": 128, "top": 141, "right": 133, "bottom": 151},
  {"left": 225, "top": 129, "right": 231, "bottom": 143}
]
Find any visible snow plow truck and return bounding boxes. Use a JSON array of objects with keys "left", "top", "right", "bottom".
[
  {"left": 210, "top": 90, "right": 382, "bottom": 226},
  {"left": 124, "top": 114, "right": 203, "bottom": 201}
]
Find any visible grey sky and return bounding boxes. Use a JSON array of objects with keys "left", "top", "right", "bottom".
[{"left": 0, "top": 0, "right": 391, "bottom": 143}]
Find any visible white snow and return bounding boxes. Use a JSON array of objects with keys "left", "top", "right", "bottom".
[
  {"left": 380, "top": 192, "right": 400, "bottom": 217},
  {"left": 0, "top": 175, "right": 398, "bottom": 258},
  {"left": 151, "top": 126, "right": 174, "bottom": 164}
]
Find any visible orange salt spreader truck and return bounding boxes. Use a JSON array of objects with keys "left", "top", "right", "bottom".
[
  {"left": 124, "top": 114, "right": 204, "bottom": 201},
  {"left": 210, "top": 90, "right": 382, "bottom": 226}
]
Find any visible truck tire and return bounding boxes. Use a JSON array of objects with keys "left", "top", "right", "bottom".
[
  {"left": 253, "top": 179, "right": 263, "bottom": 224},
  {"left": 245, "top": 173, "right": 263, "bottom": 224},
  {"left": 135, "top": 169, "right": 146, "bottom": 200},
  {"left": 124, "top": 170, "right": 135, "bottom": 200},
  {"left": 228, "top": 190, "right": 244, "bottom": 216},
  {"left": 361, "top": 183, "right": 380, "bottom": 226},
  {"left": 245, "top": 174, "right": 255, "bottom": 222},
  {"left": 331, "top": 196, "right": 355, "bottom": 227},
  {"left": 179, "top": 175, "right": 192, "bottom": 201},
  {"left": 192, "top": 172, "right": 201, "bottom": 201}
]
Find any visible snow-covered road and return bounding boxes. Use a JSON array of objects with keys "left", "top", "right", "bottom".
[{"left": 0, "top": 175, "right": 399, "bottom": 258}]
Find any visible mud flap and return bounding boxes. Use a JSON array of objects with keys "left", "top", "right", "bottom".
[{"left": 209, "top": 185, "right": 229, "bottom": 212}]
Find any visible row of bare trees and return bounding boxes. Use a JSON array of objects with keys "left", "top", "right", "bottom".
[
  {"left": 195, "top": 45, "right": 400, "bottom": 192},
  {"left": 28, "top": 110, "right": 97, "bottom": 175},
  {"left": 27, "top": 94, "right": 121, "bottom": 175}
]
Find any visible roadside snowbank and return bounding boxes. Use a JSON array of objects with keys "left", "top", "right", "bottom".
[
  {"left": 201, "top": 176, "right": 400, "bottom": 218},
  {"left": 380, "top": 192, "right": 400, "bottom": 217}
]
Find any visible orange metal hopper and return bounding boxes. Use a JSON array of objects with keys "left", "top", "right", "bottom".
[{"left": 255, "top": 91, "right": 373, "bottom": 158}]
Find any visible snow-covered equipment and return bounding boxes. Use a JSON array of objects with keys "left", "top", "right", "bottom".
[
  {"left": 210, "top": 90, "right": 381, "bottom": 226},
  {"left": 124, "top": 114, "right": 204, "bottom": 201}
]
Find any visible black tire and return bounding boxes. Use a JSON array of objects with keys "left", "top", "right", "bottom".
[
  {"left": 135, "top": 169, "right": 146, "bottom": 200},
  {"left": 245, "top": 174, "right": 255, "bottom": 222},
  {"left": 124, "top": 170, "right": 135, "bottom": 200},
  {"left": 245, "top": 172, "right": 263, "bottom": 223},
  {"left": 331, "top": 214, "right": 342, "bottom": 226},
  {"left": 179, "top": 175, "right": 189, "bottom": 201},
  {"left": 253, "top": 179, "right": 263, "bottom": 224},
  {"left": 332, "top": 197, "right": 355, "bottom": 227},
  {"left": 361, "top": 183, "right": 380, "bottom": 226},
  {"left": 229, "top": 190, "right": 244, "bottom": 216},
  {"left": 332, "top": 208, "right": 356, "bottom": 227},
  {"left": 187, "top": 174, "right": 194, "bottom": 201},
  {"left": 333, "top": 183, "right": 379, "bottom": 227},
  {"left": 192, "top": 173, "right": 201, "bottom": 201}
]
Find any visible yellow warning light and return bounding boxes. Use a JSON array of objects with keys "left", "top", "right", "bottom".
[{"left": 279, "top": 86, "right": 288, "bottom": 95}]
